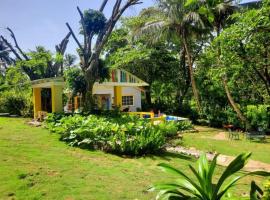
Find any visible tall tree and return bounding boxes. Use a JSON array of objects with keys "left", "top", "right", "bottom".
[
  {"left": 0, "top": 27, "right": 71, "bottom": 80},
  {"left": 198, "top": 0, "right": 249, "bottom": 124},
  {"left": 197, "top": 0, "right": 270, "bottom": 127},
  {"left": 16, "top": 46, "right": 67, "bottom": 80},
  {"left": 66, "top": 0, "right": 142, "bottom": 111},
  {"left": 130, "top": 0, "right": 209, "bottom": 113}
]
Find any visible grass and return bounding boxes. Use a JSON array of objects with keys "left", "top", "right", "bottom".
[
  {"left": 0, "top": 117, "right": 267, "bottom": 200},
  {"left": 182, "top": 126, "right": 270, "bottom": 164}
]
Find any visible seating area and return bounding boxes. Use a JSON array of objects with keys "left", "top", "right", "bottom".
[
  {"left": 246, "top": 131, "right": 266, "bottom": 142},
  {"left": 223, "top": 124, "right": 268, "bottom": 142}
]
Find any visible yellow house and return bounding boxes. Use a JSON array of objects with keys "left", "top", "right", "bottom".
[
  {"left": 31, "top": 69, "right": 148, "bottom": 119},
  {"left": 31, "top": 77, "right": 65, "bottom": 119}
]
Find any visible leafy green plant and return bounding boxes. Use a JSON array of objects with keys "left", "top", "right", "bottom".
[
  {"left": 263, "top": 180, "right": 270, "bottom": 200},
  {"left": 176, "top": 120, "right": 194, "bottom": 131},
  {"left": 250, "top": 180, "right": 270, "bottom": 200},
  {"left": 0, "top": 90, "right": 32, "bottom": 116},
  {"left": 246, "top": 105, "right": 270, "bottom": 131},
  {"left": 45, "top": 113, "right": 185, "bottom": 156},
  {"left": 150, "top": 152, "right": 270, "bottom": 200},
  {"left": 82, "top": 9, "right": 107, "bottom": 35},
  {"left": 157, "top": 122, "right": 179, "bottom": 137}
]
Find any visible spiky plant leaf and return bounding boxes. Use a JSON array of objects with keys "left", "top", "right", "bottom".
[{"left": 213, "top": 152, "right": 252, "bottom": 199}]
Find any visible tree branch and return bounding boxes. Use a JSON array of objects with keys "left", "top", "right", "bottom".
[
  {"left": 77, "top": 6, "right": 87, "bottom": 52},
  {"left": 66, "top": 22, "right": 83, "bottom": 52},
  {"left": 112, "top": 0, "right": 122, "bottom": 17},
  {"left": 6, "top": 27, "right": 29, "bottom": 60},
  {"left": 54, "top": 31, "right": 72, "bottom": 76},
  {"left": 96, "top": 0, "right": 142, "bottom": 54},
  {"left": 99, "top": 0, "right": 109, "bottom": 12},
  {"left": 0, "top": 35, "right": 22, "bottom": 60},
  {"left": 55, "top": 31, "right": 71, "bottom": 55}
]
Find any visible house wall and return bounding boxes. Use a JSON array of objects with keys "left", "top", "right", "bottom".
[
  {"left": 92, "top": 85, "right": 142, "bottom": 111},
  {"left": 122, "top": 87, "right": 141, "bottom": 112},
  {"left": 93, "top": 85, "right": 114, "bottom": 96}
]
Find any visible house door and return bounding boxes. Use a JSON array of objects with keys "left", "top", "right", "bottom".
[{"left": 95, "top": 94, "right": 111, "bottom": 110}]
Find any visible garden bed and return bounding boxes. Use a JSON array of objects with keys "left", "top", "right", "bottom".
[{"left": 44, "top": 113, "right": 193, "bottom": 156}]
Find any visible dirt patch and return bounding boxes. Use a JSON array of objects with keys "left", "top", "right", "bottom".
[
  {"left": 200, "top": 132, "right": 228, "bottom": 141},
  {"left": 47, "top": 170, "right": 60, "bottom": 177},
  {"left": 194, "top": 126, "right": 222, "bottom": 133},
  {"left": 213, "top": 132, "right": 228, "bottom": 141}
]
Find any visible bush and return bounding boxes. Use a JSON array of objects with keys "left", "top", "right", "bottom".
[
  {"left": 45, "top": 114, "right": 178, "bottom": 156},
  {"left": 246, "top": 105, "right": 270, "bottom": 131},
  {"left": 157, "top": 121, "right": 178, "bottom": 137},
  {"left": 176, "top": 120, "right": 193, "bottom": 131},
  {"left": 0, "top": 90, "right": 32, "bottom": 116}
]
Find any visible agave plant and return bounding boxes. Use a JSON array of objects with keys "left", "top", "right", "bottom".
[{"left": 150, "top": 153, "right": 270, "bottom": 200}]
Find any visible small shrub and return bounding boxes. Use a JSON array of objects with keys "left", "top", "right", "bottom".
[
  {"left": 246, "top": 105, "right": 270, "bottom": 131},
  {"left": 0, "top": 90, "right": 32, "bottom": 116},
  {"left": 157, "top": 121, "right": 178, "bottom": 137},
  {"left": 176, "top": 120, "right": 193, "bottom": 131}
]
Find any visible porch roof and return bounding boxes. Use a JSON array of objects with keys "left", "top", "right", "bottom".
[{"left": 31, "top": 77, "right": 65, "bottom": 88}]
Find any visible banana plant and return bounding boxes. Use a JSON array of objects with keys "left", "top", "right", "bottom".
[{"left": 150, "top": 152, "right": 270, "bottom": 200}]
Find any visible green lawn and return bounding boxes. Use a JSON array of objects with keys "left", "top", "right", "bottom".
[
  {"left": 0, "top": 117, "right": 266, "bottom": 200},
  {"left": 182, "top": 126, "right": 270, "bottom": 164}
]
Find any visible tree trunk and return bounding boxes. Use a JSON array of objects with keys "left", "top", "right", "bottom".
[
  {"left": 176, "top": 48, "right": 190, "bottom": 114},
  {"left": 83, "top": 79, "right": 95, "bottom": 112},
  {"left": 216, "top": 26, "right": 249, "bottom": 128},
  {"left": 222, "top": 77, "right": 249, "bottom": 129},
  {"left": 182, "top": 35, "right": 202, "bottom": 114}
]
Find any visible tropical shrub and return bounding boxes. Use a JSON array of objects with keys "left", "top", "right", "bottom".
[
  {"left": 45, "top": 113, "right": 187, "bottom": 156},
  {"left": 157, "top": 121, "right": 179, "bottom": 137},
  {"left": 176, "top": 120, "right": 194, "bottom": 131},
  {"left": 150, "top": 152, "right": 270, "bottom": 200},
  {"left": 246, "top": 105, "right": 270, "bottom": 131},
  {"left": 0, "top": 90, "right": 32, "bottom": 116}
]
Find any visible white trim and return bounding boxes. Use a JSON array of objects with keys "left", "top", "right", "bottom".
[{"left": 94, "top": 82, "right": 148, "bottom": 87}]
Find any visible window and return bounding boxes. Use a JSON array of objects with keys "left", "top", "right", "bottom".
[
  {"left": 120, "top": 71, "right": 127, "bottom": 82},
  {"left": 122, "top": 96, "right": 134, "bottom": 106}
]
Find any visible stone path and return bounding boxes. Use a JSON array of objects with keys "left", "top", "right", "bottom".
[{"left": 166, "top": 146, "right": 270, "bottom": 172}]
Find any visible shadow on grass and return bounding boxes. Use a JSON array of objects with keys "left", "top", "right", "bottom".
[{"left": 144, "top": 151, "right": 195, "bottom": 162}]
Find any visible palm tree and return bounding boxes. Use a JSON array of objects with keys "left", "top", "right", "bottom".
[
  {"left": 132, "top": 0, "right": 209, "bottom": 113},
  {"left": 64, "top": 54, "right": 77, "bottom": 69}
]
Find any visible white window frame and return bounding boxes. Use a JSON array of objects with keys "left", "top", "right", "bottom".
[{"left": 122, "top": 95, "right": 134, "bottom": 106}]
